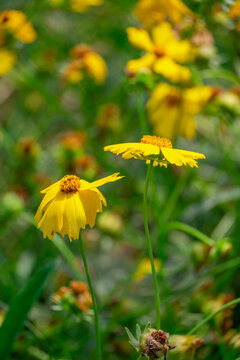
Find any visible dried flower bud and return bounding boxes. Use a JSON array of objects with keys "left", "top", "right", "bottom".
[{"left": 141, "top": 329, "right": 175, "bottom": 360}]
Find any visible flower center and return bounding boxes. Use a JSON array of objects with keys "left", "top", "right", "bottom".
[
  {"left": 141, "top": 135, "right": 173, "bottom": 148},
  {"left": 60, "top": 175, "right": 81, "bottom": 193},
  {"left": 166, "top": 93, "right": 181, "bottom": 106},
  {"left": 154, "top": 46, "right": 165, "bottom": 58}
]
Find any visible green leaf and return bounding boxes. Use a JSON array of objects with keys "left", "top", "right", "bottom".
[
  {"left": 125, "top": 327, "right": 139, "bottom": 347},
  {"left": 136, "top": 324, "right": 141, "bottom": 342},
  {"left": 0, "top": 262, "right": 55, "bottom": 359}
]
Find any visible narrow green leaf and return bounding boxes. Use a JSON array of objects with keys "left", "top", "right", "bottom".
[
  {"left": 125, "top": 327, "right": 139, "bottom": 347},
  {"left": 136, "top": 324, "right": 142, "bottom": 342},
  {"left": 0, "top": 262, "right": 55, "bottom": 359}
]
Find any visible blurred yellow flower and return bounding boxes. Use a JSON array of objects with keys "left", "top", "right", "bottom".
[
  {"left": 104, "top": 135, "right": 205, "bottom": 168},
  {"left": 70, "top": 0, "right": 103, "bottom": 13},
  {"left": 134, "top": 0, "right": 193, "bottom": 28},
  {"left": 134, "top": 258, "right": 161, "bottom": 282},
  {"left": 35, "top": 173, "right": 123, "bottom": 241},
  {"left": 0, "top": 10, "right": 37, "bottom": 43},
  {"left": 147, "top": 83, "right": 215, "bottom": 139},
  {"left": 229, "top": 1, "right": 240, "bottom": 31},
  {"left": 0, "top": 48, "right": 16, "bottom": 76},
  {"left": 63, "top": 44, "right": 107, "bottom": 84},
  {"left": 169, "top": 334, "right": 203, "bottom": 354},
  {"left": 126, "top": 23, "right": 195, "bottom": 82}
]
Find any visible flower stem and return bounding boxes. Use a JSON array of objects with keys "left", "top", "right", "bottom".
[
  {"left": 188, "top": 297, "right": 240, "bottom": 335},
  {"left": 143, "top": 161, "right": 161, "bottom": 329},
  {"left": 78, "top": 234, "right": 102, "bottom": 360}
]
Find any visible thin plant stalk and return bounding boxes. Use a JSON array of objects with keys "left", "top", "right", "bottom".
[
  {"left": 78, "top": 234, "right": 102, "bottom": 360},
  {"left": 143, "top": 160, "right": 161, "bottom": 329},
  {"left": 188, "top": 297, "right": 240, "bottom": 335}
]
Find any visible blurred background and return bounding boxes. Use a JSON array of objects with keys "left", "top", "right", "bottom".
[{"left": 1, "top": 0, "right": 240, "bottom": 359}]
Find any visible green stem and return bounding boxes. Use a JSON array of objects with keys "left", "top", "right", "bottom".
[
  {"left": 165, "top": 221, "right": 215, "bottom": 247},
  {"left": 78, "top": 234, "right": 102, "bottom": 360},
  {"left": 137, "top": 91, "right": 149, "bottom": 135},
  {"left": 188, "top": 298, "right": 240, "bottom": 335},
  {"left": 143, "top": 161, "right": 161, "bottom": 329}
]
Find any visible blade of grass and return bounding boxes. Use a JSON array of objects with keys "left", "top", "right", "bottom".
[{"left": 0, "top": 262, "right": 55, "bottom": 359}]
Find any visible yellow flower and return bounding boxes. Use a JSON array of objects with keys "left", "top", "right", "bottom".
[
  {"left": 126, "top": 23, "right": 195, "bottom": 82},
  {"left": 63, "top": 44, "right": 107, "bottom": 84},
  {"left": 70, "top": 0, "right": 103, "bottom": 13},
  {"left": 0, "top": 10, "right": 37, "bottom": 43},
  {"left": 35, "top": 173, "right": 123, "bottom": 241},
  {"left": 147, "top": 83, "right": 215, "bottom": 139},
  {"left": 104, "top": 135, "right": 205, "bottom": 168},
  {"left": 134, "top": 258, "right": 161, "bottom": 282},
  {"left": 134, "top": 0, "right": 193, "bottom": 28},
  {"left": 229, "top": 1, "right": 240, "bottom": 31},
  {"left": 169, "top": 334, "right": 203, "bottom": 353},
  {"left": 0, "top": 48, "right": 16, "bottom": 76}
]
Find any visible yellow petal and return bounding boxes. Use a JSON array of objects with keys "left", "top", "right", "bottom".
[
  {"left": 152, "top": 22, "right": 175, "bottom": 47},
  {"left": 80, "top": 173, "right": 123, "bottom": 190},
  {"left": 37, "top": 192, "right": 66, "bottom": 239},
  {"left": 0, "top": 49, "right": 16, "bottom": 76},
  {"left": 165, "top": 39, "right": 194, "bottom": 63},
  {"left": 78, "top": 189, "right": 103, "bottom": 228},
  {"left": 83, "top": 52, "right": 107, "bottom": 84},
  {"left": 127, "top": 27, "right": 154, "bottom": 52},
  {"left": 41, "top": 180, "right": 61, "bottom": 194},
  {"left": 154, "top": 57, "right": 191, "bottom": 82},
  {"left": 34, "top": 186, "right": 60, "bottom": 223},
  {"left": 174, "top": 149, "right": 205, "bottom": 159},
  {"left": 15, "top": 21, "right": 37, "bottom": 43},
  {"left": 60, "top": 193, "right": 87, "bottom": 240},
  {"left": 104, "top": 142, "right": 160, "bottom": 158},
  {"left": 126, "top": 54, "right": 155, "bottom": 74}
]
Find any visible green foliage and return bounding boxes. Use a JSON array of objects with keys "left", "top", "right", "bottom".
[{"left": 0, "top": 263, "right": 55, "bottom": 359}]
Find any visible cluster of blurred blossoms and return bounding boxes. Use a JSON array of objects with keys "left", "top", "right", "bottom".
[
  {"left": 49, "top": 0, "right": 103, "bottom": 13},
  {"left": 0, "top": 10, "right": 37, "bottom": 76},
  {"left": 52, "top": 280, "right": 93, "bottom": 313},
  {"left": 62, "top": 44, "right": 107, "bottom": 84},
  {"left": 126, "top": 0, "right": 240, "bottom": 141}
]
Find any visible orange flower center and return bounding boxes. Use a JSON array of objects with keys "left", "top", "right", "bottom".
[
  {"left": 141, "top": 135, "right": 173, "bottom": 148},
  {"left": 60, "top": 175, "right": 81, "bottom": 193},
  {"left": 166, "top": 93, "right": 181, "bottom": 106},
  {"left": 154, "top": 46, "right": 165, "bottom": 58}
]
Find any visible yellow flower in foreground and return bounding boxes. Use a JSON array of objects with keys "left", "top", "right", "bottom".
[
  {"left": 0, "top": 48, "right": 16, "bottom": 76},
  {"left": 63, "top": 44, "right": 107, "bottom": 84},
  {"left": 0, "top": 10, "right": 37, "bottom": 43},
  {"left": 134, "top": 258, "right": 161, "bottom": 282},
  {"left": 229, "top": 1, "right": 240, "bottom": 31},
  {"left": 147, "top": 83, "right": 215, "bottom": 139},
  {"left": 70, "top": 0, "right": 103, "bottom": 12},
  {"left": 104, "top": 135, "right": 205, "bottom": 168},
  {"left": 126, "top": 23, "right": 195, "bottom": 82},
  {"left": 134, "top": 0, "right": 193, "bottom": 27},
  {"left": 35, "top": 173, "right": 123, "bottom": 241}
]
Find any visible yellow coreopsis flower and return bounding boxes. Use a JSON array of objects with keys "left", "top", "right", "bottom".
[
  {"left": 126, "top": 23, "right": 195, "bottom": 83},
  {"left": 147, "top": 83, "right": 215, "bottom": 139},
  {"left": 63, "top": 44, "right": 107, "bottom": 84},
  {"left": 229, "top": 1, "right": 240, "bottom": 31},
  {"left": 104, "top": 135, "right": 205, "bottom": 168},
  {"left": 134, "top": 0, "right": 193, "bottom": 28},
  {"left": 35, "top": 173, "right": 123, "bottom": 241},
  {"left": 0, "top": 10, "right": 37, "bottom": 43},
  {"left": 70, "top": 0, "right": 103, "bottom": 12},
  {"left": 0, "top": 48, "right": 16, "bottom": 76}
]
